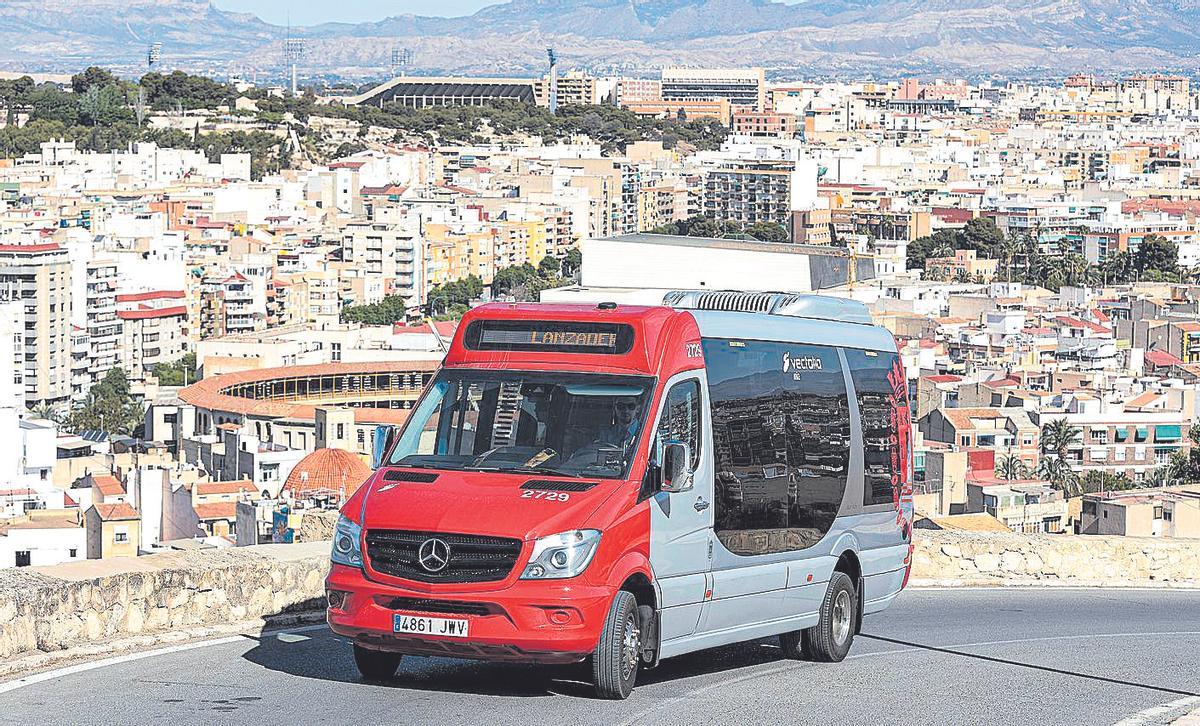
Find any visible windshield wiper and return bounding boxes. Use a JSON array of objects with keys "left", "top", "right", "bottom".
[{"left": 464, "top": 465, "right": 584, "bottom": 479}]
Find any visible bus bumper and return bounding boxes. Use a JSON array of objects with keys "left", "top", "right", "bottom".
[{"left": 325, "top": 564, "right": 613, "bottom": 664}]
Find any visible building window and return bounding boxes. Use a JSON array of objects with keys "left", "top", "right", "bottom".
[
  {"left": 15, "top": 551, "right": 31, "bottom": 567},
  {"left": 69, "top": 548, "right": 77, "bottom": 558},
  {"left": 703, "top": 338, "right": 850, "bottom": 556},
  {"left": 114, "top": 530, "right": 128, "bottom": 543}
]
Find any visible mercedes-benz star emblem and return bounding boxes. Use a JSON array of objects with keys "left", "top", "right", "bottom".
[{"left": 417, "top": 538, "right": 450, "bottom": 573}]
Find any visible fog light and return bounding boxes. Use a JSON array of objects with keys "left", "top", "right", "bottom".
[{"left": 326, "top": 589, "right": 348, "bottom": 609}]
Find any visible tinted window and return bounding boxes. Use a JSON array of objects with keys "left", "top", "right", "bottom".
[
  {"left": 656, "top": 379, "right": 702, "bottom": 470},
  {"left": 846, "top": 349, "right": 909, "bottom": 507},
  {"left": 703, "top": 338, "right": 850, "bottom": 555}
]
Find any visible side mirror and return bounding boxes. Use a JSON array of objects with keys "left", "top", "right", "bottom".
[
  {"left": 660, "top": 441, "right": 693, "bottom": 493},
  {"left": 371, "top": 425, "right": 397, "bottom": 470}
]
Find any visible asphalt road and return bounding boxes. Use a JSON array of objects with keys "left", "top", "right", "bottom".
[{"left": 3, "top": 589, "right": 1200, "bottom": 726}]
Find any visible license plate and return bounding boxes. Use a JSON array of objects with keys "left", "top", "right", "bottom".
[{"left": 393, "top": 614, "right": 470, "bottom": 638}]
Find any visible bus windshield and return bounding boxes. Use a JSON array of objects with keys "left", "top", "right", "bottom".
[{"left": 388, "top": 370, "right": 654, "bottom": 479}]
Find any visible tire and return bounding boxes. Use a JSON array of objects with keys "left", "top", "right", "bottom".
[
  {"left": 803, "top": 572, "right": 857, "bottom": 663},
  {"left": 592, "top": 590, "right": 641, "bottom": 699},
  {"left": 353, "top": 644, "right": 403, "bottom": 681}
]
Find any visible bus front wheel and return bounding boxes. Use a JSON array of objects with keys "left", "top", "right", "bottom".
[
  {"left": 781, "top": 571, "right": 856, "bottom": 663},
  {"left": 592, "top": 590, "right": 641, "bottom": 699}
]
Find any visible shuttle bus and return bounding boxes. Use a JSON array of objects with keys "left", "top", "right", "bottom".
[{"left": 326, "top": 291, "right": 914, "bottom": 699}]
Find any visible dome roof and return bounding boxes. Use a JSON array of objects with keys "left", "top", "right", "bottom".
[{"left": 284, "top": 448, "right": 372, "bottom": 500}]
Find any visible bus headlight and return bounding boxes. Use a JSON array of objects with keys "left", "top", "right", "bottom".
[
  {"left": 331, "top": 514, "right": 363, "bottom": 569},
  {"left": 520, "top": 530, "right": 602, "bottom": 580}
]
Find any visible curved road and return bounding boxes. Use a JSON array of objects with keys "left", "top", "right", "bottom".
[{"left": 3, "top": 589, "right": 1199, "bottom": 725}]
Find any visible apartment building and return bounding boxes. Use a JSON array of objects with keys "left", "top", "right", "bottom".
[
  {"left": 116, "top": 293, "right": 188, "bottom": 382},
  {"left": 731, "top": 111, "right": 798, "bottom": 138},
  {"left": 703, "top": 160, "right": 795, "bottom": 227},
  {"left": 339, "top": 220, "right": 422, "bottom": 306},
  {"left": 0, "top": 244, "right": 72, "bottom": 409},
  {"left": 661, "top": 67, "right": 766, "bottom": 111},
  {"left": 84, "top": 259, "right": 120, "bottom": 388}
]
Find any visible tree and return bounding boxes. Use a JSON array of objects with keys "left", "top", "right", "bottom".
[
  {"left": 959, "top": 217, "right": 1005, "bottom": 258},
  {"left": 153, "top": 352, "right": 198, "bottom": 386},
  {"left": 1041, "top": 419, "right": 1082, "bottom": 462},
  {"left": 71, "top": 66, "right": 118, "bottom": 94},
  {"left": 561, "top": 247, "right": 582, "bottom": 280},
  {"left": 744, "top": 222, "right": 789, "bottom": 243},
  {"left": 341, "top": 295, "right": 408, "bottom": 325},
  {"left": 1133, "top": 234, "right": 1178, "bottom": 278},
  {"left": 79, "top": 84, "right": 124, "bottom": 127},
  {"left": 492, "top": 263, "right": 539, "bottom": 298},
  {"left": 1080, "top": 470, "right": 1135, "bottom": 494},
  {"left": 1039, "top": 419, "right": 1082, "bottom": 495},
  {"left": 29, "top": 402, "right": 63, "bottom": 424},
  {"left": 997, "top": 454, "right": 1030, "bottom": 481},
  {"left": 426, "top": 275, "right": 483, "bottom": 317},
  {"left": 67, "top": 367, "right": 143, "bottom": 437},
  {"left": 537, "top": 255, "right": 561, "bottom": 278}
]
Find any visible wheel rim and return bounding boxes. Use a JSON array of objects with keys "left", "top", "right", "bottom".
[
  {"left": 832, "top": 589, "right": 853, "bottom": 645},
  {"left": 620, "top": 612, "right": 641, "bottom": 680}
]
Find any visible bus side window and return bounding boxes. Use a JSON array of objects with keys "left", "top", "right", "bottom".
[
  {"left": 846, "top": 349, "right": 907, "bottom": 507},
  {"left": 658, "top": 380, "right": 702, "bottom": 471},
  {"left": 645, "top": 380, "right": 702, "bottom": 498}
]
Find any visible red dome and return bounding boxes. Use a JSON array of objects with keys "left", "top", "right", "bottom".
[{"left": 284, "top": 448, "right": 372, "bottom": 500}]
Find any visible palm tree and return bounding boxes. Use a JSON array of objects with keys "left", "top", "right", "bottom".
[
  {"left": 1041, "top": 419, "right": 1082, "bottom": 461},
  {"left": 29, "top": 402, "right": 61, "bottom": 424},
  {"left": 1039, "top": 419, "right": 1082, "bottom": 495},
  {"left": 1038, "top": 457, "right": 1081, "bottom": 497},
  {"left": 998, "top": 235, "right": 1018, "bottom": 282},
  {"left": 997, "top": 453, "right": 1030, "bottom": 481}
]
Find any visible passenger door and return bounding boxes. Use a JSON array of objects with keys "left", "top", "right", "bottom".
[{"left": 648, "top": 372, "right": 714, "bottom": 643}]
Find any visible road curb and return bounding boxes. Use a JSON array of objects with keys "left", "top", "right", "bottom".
[{"left": 1173, "top": 707, "right": 1200, "bottom": 725}]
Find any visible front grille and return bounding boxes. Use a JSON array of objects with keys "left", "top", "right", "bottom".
[
  {"left": 521, "top": 479, "right": 598, "bottom": 492},
  {"left": 378, "top": 596, "right": 497, "bottom": 617},
  {"left": 366, "top": 529, "right": 523, "bottom": 583}
]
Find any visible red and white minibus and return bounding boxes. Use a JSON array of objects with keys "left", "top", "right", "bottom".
[{"left": 326, "top": 291, "right": 913, "bottom": 698}]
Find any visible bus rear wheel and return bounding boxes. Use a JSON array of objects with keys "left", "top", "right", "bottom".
[
  {"left": 805, "top": 571, "right": 857, "bottom": 662},
  {"left": 592, "top": 590, "right": 640, "bottom": 699},
  {"left": 353, "top": 644, "right": 403, "bottom": 681}
]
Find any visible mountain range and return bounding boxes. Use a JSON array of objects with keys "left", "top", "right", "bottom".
[{"left": 2, "top": 0, "right": 1200, "bottom": 79}]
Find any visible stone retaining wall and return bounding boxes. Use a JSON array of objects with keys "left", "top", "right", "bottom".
[
  {"left": 910, "top": 530, "right": 1200, "bottom": 587},
  {"left": 2, "top": 532, "right": 1198, "bottom": 668},
  {"left": 0, "top": 542, "right": 330, "bottom": 662}
]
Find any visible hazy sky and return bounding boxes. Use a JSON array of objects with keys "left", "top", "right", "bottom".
[{"left": 214, "top": 0, "right": 498, "bottom": 25}]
